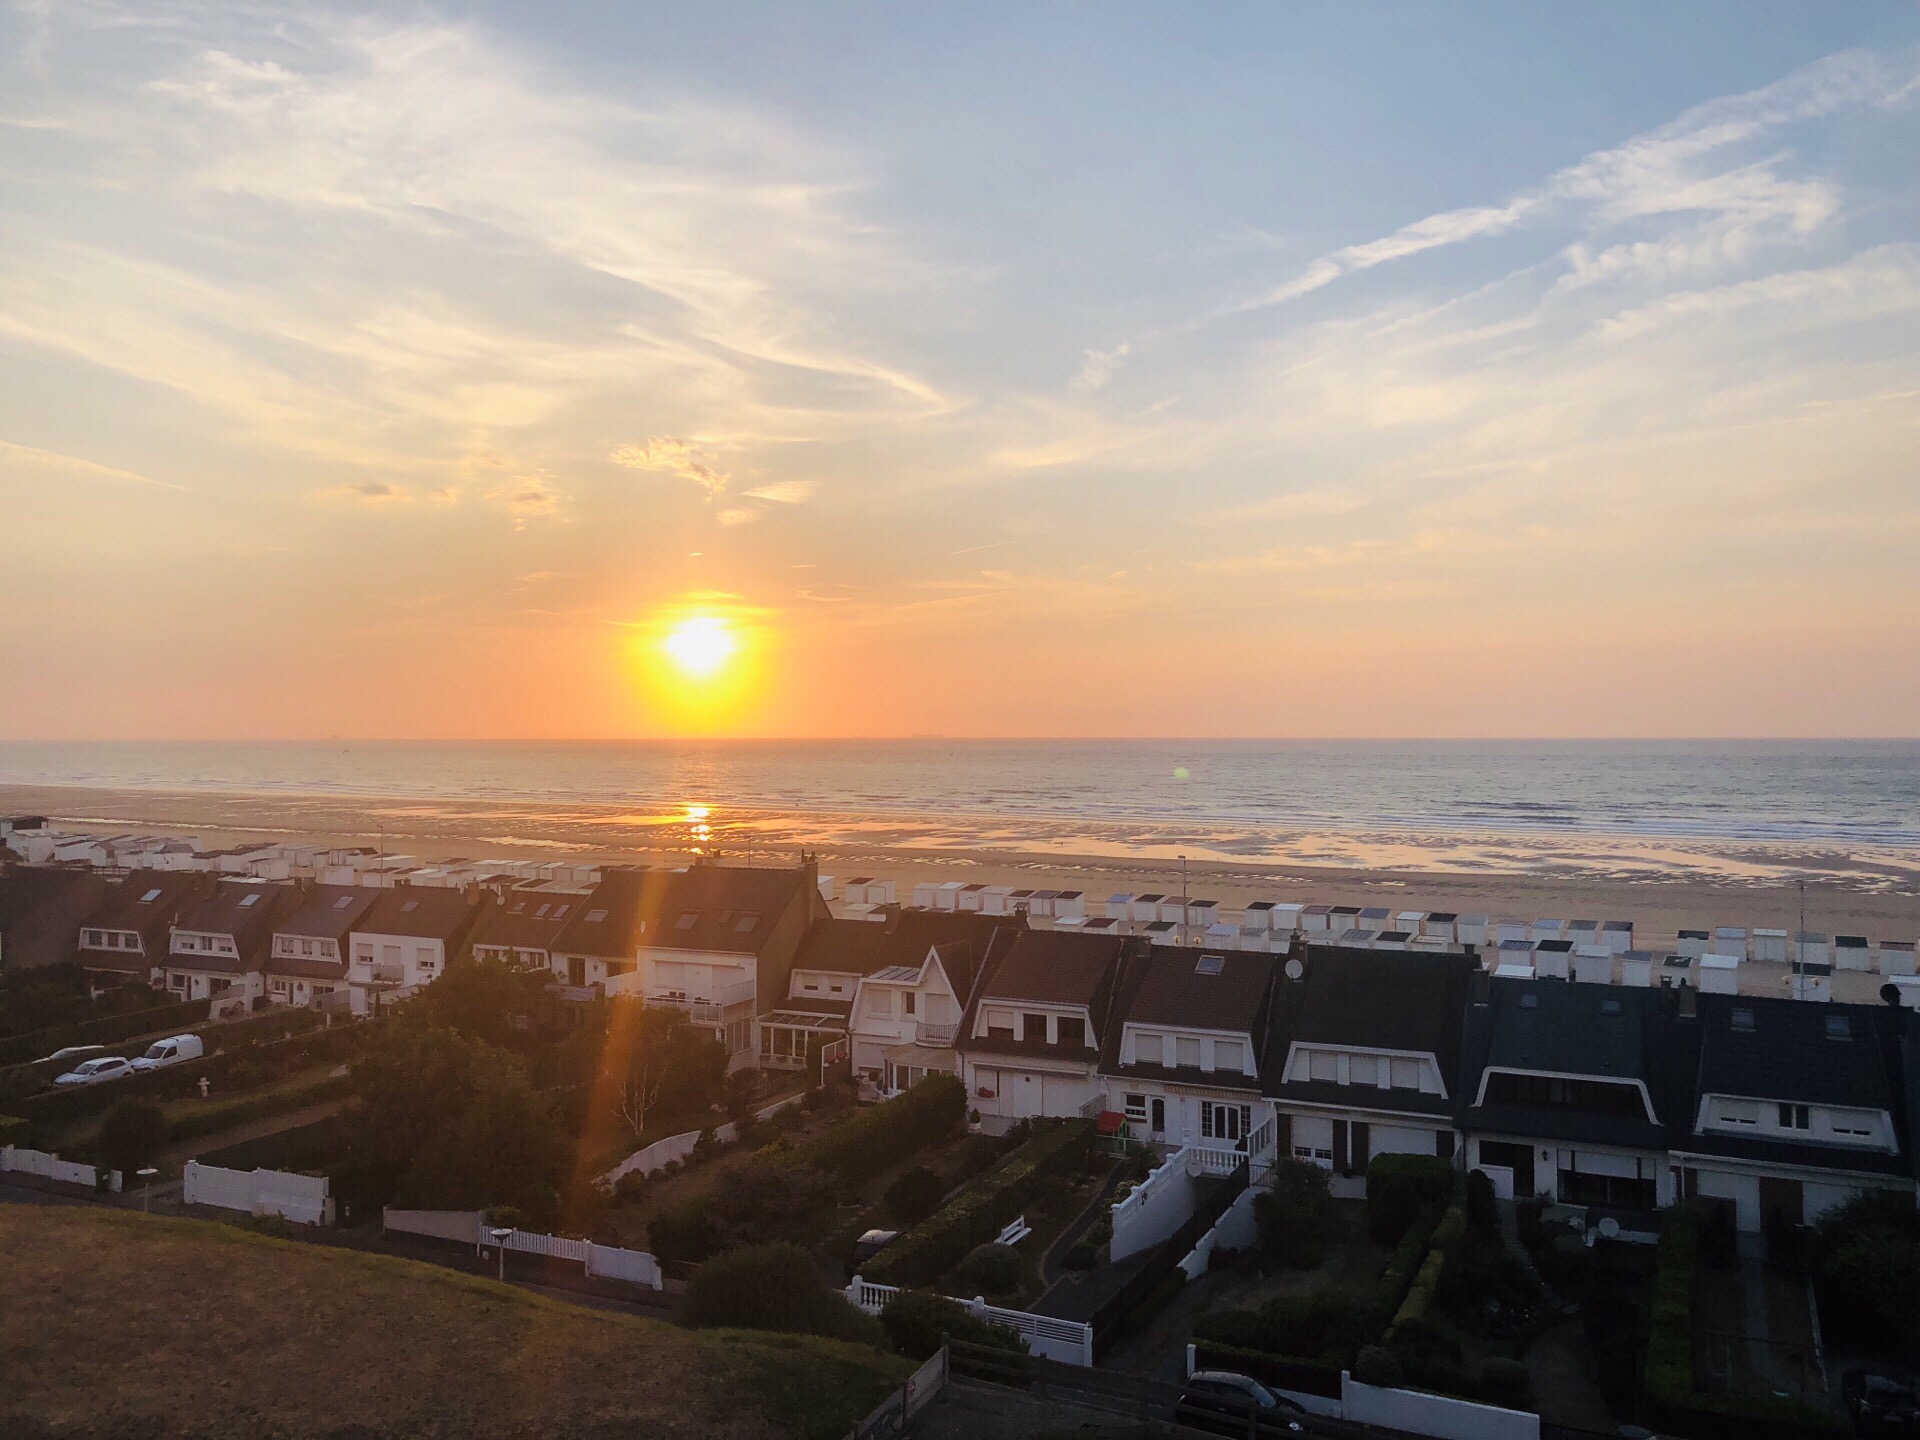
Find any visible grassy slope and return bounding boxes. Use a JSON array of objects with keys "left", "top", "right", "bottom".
[{"left": 0, "top": 1205, "right": 908, "bottom": 1440}]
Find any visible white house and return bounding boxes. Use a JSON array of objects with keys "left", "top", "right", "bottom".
[
  {"left": 164, "top": 880, "right": 294, "bottom": 1005},
  {"left": 347, "top": 886, "right": 479, "bottom": 1015}
]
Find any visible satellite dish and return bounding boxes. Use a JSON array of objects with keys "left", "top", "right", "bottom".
[
  {"left": 1882, "top": 983, "right": 1902, "bottom": 1007},
  {"left": 1597, "top": 1217, "right": 1621, "bottom": 1240},
  {"left": 1284, "top": 957, "right": 1305, "bottom": 981}
]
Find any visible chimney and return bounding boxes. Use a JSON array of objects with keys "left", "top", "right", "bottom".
[
  {"left": 1470, "top": 969, "right": 1490, "bottom": 1007},
  {"left": 1678, "top": 986, "right": 1697, "bottom": 1021}
]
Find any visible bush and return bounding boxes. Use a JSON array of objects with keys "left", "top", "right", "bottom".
[
  {"left": 878, "top": 1290, "right": 1023, "bottom": 1361},
  {"left": 1353, "top": 1345, "right": 1403, "bottom": 1388},
  {"left": 1366, "top": 1154, "right": 1454, "bottom": 1246},
  {"left": 0, "top": 996, "right": 210, "bottom": 1066},
  {"left": 1366, "top": 1208, "right": 1442, "bottom": 1334},
  {"left": 164, "top": 1072, "right": 351, "bottom": 1145},
  {"left": 1811, "top": 1188, "right": 1920, "bottom": 1356},
  {"left": 799, "top": 1074, "right": 966, "bottom": 1186},
  {"left": 948, "top": 1243, "right": 1023, "bottom": 1297},
  {"left": 1479, "top": 1356, "right": 1531, "bottom": 1407},
  {"left": 885, "top": 1166, "right": 947, "bottom": 1225},
  {"left": 1254, "top": 1159, "right": 1335, "bottom": 1269},
  {"left": 96, "top": 1100, "right": 167, "bottom": 1176},
  {"left": 0, "top": 1113, "right": 28, "bottom": 1148},
  {"left": 684, "top": 1243, "right": 885, "bottom": 1345},
  {"left": 1465, "top": 1168, "right": 1497, "bottom": 1232},
  {"left": 863, "top": 1121, "right": 1089, "bottom": 1287},
  {"left": 649, "top": 1201, "right": 721, "bottom": 1266}
]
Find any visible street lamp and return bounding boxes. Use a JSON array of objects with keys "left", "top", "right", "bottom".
[
  {"left": 488, "top": 1226, "right": 515, "bottom": 1283},
  {"left": 136, "top": 1167, "right": 159, "bottom": 1213}
]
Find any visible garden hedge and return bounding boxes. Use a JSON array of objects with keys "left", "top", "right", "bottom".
[
  {"left": 799, "top": 1073, "right": 966, "bottom": 1186},
  {"left": 1365, "top": 1152, "right": 1455, "bottom": 1246},
  {"left": 861, "top": 1119, "right": 1089, "bottom": 1287},
  {"left": 1390, "top": 1203, "right": 1465, "bottom": 1332},
  {"left": 1364, "top": 1205, "right": 1443, "bottom": 1335},
  {"left": 1188, "top": 1340, "right": 1342, "bottom": 1400},
  {"left": 1642, "top": 1209, "right": 1848, "bottom": 1440}
]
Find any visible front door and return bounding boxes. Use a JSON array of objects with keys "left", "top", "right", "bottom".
[
  {"left": 1150, "top": 1097, "right": 1166, "bottom": 1136},
  {"left": 1479, "top": 1140, "right": 1535, "bottom": 1197},
  {"left": 568, "top": 956, "right": 584, "bottom": 987},
  {"left": 1759, "top": 1176, "right": 1803, "bottom": 1230},
  {"left": 1012, "top": 1073, "right": 1044, "bottom": 1117}
]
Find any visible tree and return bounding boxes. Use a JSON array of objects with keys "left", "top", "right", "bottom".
[
  {"left": 97, "top": 1100, "right": 167, "bottom": 1177},
  {"left": 402, "top": 952, "right": 559, "bottom": 1053},
  {"left": 339, "top": 1021, "right": 566, "bottom": 1227},
  {"left": 559, "top": 998, "right": 728, "bottom": 1141},
  {"left": 685, "top": 1242, "right": 884, "bottom": 1345},
  {"left": 1255, "top": 1159, "right": 1336, "bottom": 1270},
  {"left": 879, "top": 1291, "right": 1024, "bottom": 1361}
]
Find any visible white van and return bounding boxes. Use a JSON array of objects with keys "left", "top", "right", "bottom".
[{"left": 130, "top": 1034, "right": 206, "bottom": 1072}]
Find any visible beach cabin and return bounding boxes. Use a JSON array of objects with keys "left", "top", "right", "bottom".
[
  {"left": 1272, "top": 903, "right": 1305, "bottom": 935},
  {"left": 1395, "top": 911, "right": 1428, "bottom": 937},
  {"left": 1028, "top": 889, "right": 1059, "bottom": 918},
  {"left": 1567, "top": 920, "right": 1600, "bottom": 950},
  {"left": 1083, "top": 916, "right": 1121, "bottom": 934},
  {"left": 1205, "top": 922, "right": 1240, "bottom": 949},
  {"left": 1834, "top": 935, "right": 1871, "bottom": 972},
  {"left": 1711, "top": 927, "right": 1750, "bottom": 961},
  {"left": 1601, "top": 920, "right": 1634, "bottom": 954},
  {"left": 1420, "top": 912, "right": 1457, "bottom": 943},
  {"left": 1007, "top": 889, "right": 1037, "bottom": 914},
  {"left": 1530, "top": 919, "right": 1566, "bottom": 944},
  {"left": 1142, "top": 920, "right": 1179, "bottom": 945},
  {"left": 1572, "top": 947, "right": 1614, "bottom": 985},
  {"left": 1495, "top": 920, "right": 1530, "bottom": 947},
  {"left": 1053, "top": 915, "right": 1088, "bottom": 932},
  {"left": 1493, "top": 961, "right": 1535, "bottom": 980},
  {"left": 1662, "top": 954, "right": 1694, "bottom": 988},
  {"left": 1242, "top": 900, "right": 1277, "bottom": 934},
  {"left": 1533, "top": 939, "right": 1574, "bottom": 980},
  {"left": 1329, "top": 905, "right": 1362, "bottom": 936},
  {"left": 1344, "top": 930, "right": 1380, "bottom": 949},
  {"left": 1410, "top": 934, "right": 1450, "bottom": 954},
  {"left": 1104, "top": 893, "right": 1134, "bottom": 922},
  {"left": 816, "top": 875, "right": 836, "bottom": 903},
  {"left": 911, "top": 882, "right": 939, "bottom": 909},
  {"left": 1300, "top": 905, "right": 1333, "bottom": 935},
  {"left": 1054, "top": 891, "right": 1087, "bottom": 921},
  {"left": 1457, "top": 915, "right": 1490, "bottom": 948},
  {"left": 1881, "top": 941, "right": 1917, "bottom": 978},
  {"left": 1699, "top": 952, "right": 1741, "bottom": 996},
  {"left": 1375, "top": 930, "right": 1412, "bottom": 952},
  {"left": 1619, "top": 953, "right": 1655, "bottom": 988},
  {"left": 981, "top": 885, "right": 1016, "bottom": 915},
  {"left": 1788, "top": 962, "right": 1834, "bottom": 1003},
  {"left": 1496, "top": 938, "right": 1535, "bottom": 970},
  {"left": 839, "top": 903, "right": 885, "bottom": 923},
  {"left": 956, "top": 883, "right": 987, "bottom": 912},
  {"left": 1753, "top": 928, "right": 1789, "bottom": 964},
  {"left": 1358, "top": 906, "right": 1392, "bottom": 934},
  {"left": 1676, "top": 930, "right": 1711, "bottom": 960},
  {"left": 1794, "top": 932, "right": 1831, "bottom": 966},
  {"left": 1890, "top": 976, "right": 1920, "bottom": 1009},
  {"left": 1132, "top": 894, "right": 1166, "bottom": 924}
]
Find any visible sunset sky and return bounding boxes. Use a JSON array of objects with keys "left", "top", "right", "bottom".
[{"left": 2, "top": 3, "right": 1917, "bottom": 740}]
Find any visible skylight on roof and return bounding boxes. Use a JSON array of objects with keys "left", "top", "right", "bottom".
[
  {"left": 1824, "top": 1014, "right": 1852, "bottom": 1042},
  {"left": 675, "top": 912, "right": 699, "bottom": 930},
  {"left": 534, "top": 904, "right": 550, "bottom": 918},
  {"left": 585, "top": 909, "right": 608, "bottom": 923},
  {"left": 1194, "top": 954, "right": 1225, "bottom": 976},
  {"left": 239, "top": 894, "right": 260, "bottom": 907},
  {"left": 1731, "top": 1006, "right": 1755, "bottom": 1033},
  {"left": 552, "top": 904, "right": 569, "bottom": 919},
  {"left": 401, "top": 900, "right": 419, "bottom": 913},
  {"left": 138, "top": 888, "right": 162, "bottom": 904},
  {"left": 734, "top": 912, "right": 760, "bottom": 933},
  {"left": 1600, "top": 998, "right": 1623, "bottom": 1015},
  {"left": 1519, "top": 993, "right": 1540, "bottom": 1009},
  {"left": 333, "top": 895, "right": 355, "bottom": 909}
]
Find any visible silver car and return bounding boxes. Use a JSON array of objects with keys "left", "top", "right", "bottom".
[{"left": 53, "top": 1056, "right": 134, "bottom": 1087}]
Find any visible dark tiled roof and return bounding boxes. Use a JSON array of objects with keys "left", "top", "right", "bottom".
[
  {"left": 467, "top": 891, "right": 584, "bottom": 953},
  {"left": 357, "top": 886, "right": 478, "bottom": 942},
  {"left": 173, "top": 881, "right": 294, "bottom": 964},
  {"left": 80, "top": 873, "right": 206, "bottom": 948},
  {"left": 1694, "top": 993, "right": 1895, "bottom": 1110},
  {"left": 274, "top": 885, "right": 377, "bottom": 943},
  {"left": 1121, "top": 945, "right": 1276, "bottom": 1036},
  {"left": 789, "top": 911, "right": 1020, "bottom": 998},
  {"left": 1484, "top": 980, "right": 1644, "bottom": 1079},
  {"left": 977, "top": 928, "right": 1129, "bottom": 1008},
  {"left": 552, "top": 864, "right": 810, "bottom": 958}
]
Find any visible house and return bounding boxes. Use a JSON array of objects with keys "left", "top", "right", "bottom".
[
  {"left": 163, "top": 880, "right": 297, "bottom": 1005},
  {"left": 960, "top": 928, "right": 1142, "bottom": 1129},
  {"left": 263, "top": 884, "right": 376, "bottom": 1007},
  {"left": 346, "top": 886, "right": 480, "bottom": 1015},
  {"left": 1263, "top": 946, "right": 1474, "bottom": 1194},
  {"left": 1673, "top": 993, "right": 1915, "bottom": 1235},
  {"left": 0, "top": 866, "right": 111, "bottom": 972},
  {"left": 466, "top": 890, "right": 583, "bottom": 975},
  {"left": 591, "top": 861, "right": 830, "bottom": 1068},
  {"left": 75, "top": 873, "right": 210, "bottom": 988},
  {"left": 765, "top": 909, "right": 1021, "bottom": 1087},
  {"left": 1100, "top": 944, "right": 1277, "bottom": 1162},
  {"left": 1457, "top": 977, "right": 1687, "bottom": 1212}
]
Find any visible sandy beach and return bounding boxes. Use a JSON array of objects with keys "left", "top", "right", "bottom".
[{"left": 7, "top": 783, "right": 1918, "bottom": 989}]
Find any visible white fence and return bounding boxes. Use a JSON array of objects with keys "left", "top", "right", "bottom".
[
  {"left": 600, "top": 1091, "right": 812, "bottom": 1187},
  {"left": 845, "top": 1277, "right": 1094, "bottom": 1367},
  {"left": 184, "top": 1161, "right": 332, "bottom": 1225},
  {"left": 0, "top": 1145, "right": 113, "bottom": 1191},
  {"left": 1179, "top": 1179, "right": 1261, "bottom": 1280},
  {"left": 381, "top": 1209, "right": 663, "bottom": 1291},
  {"left": 1342, "top": 1374, "right": 1539, "bottom": 1440},
  {"left": 1110, "top": 1147, "right": 1200, "bottom": 1261}
]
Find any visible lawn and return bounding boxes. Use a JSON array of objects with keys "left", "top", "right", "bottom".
[
  {"left": 0, "top": 1203, "right": 908, "bottom": 1440},
  {"left": 1225, "top": 1199, "right": 1389, "bottom": 1308},
  {"left": 52, "top": 1059, "right": 348, "bottom": 1156}
]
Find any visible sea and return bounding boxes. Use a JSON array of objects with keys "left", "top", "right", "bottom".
[{"left": 0, "top": 739, "right": 1914, "bottom": 859}]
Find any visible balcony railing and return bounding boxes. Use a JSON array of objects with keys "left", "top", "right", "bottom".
[
  {"left": 645, "top": 977, "right": 756, "bottom": 1024},
  {"left": 914, "top": 1022, "right": 959, "bottom": 1048},
  {"left": 369, "top": 964, "right": 405, "bottom": 986}
]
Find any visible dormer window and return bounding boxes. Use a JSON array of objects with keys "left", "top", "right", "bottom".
[
  {"left": 1731, "top": 1007, "right": 1755, "bottom": 1033},
  {"left": 1824, "top": 1014, "right": 1851, "bottom": 1042},
  {"left": 1057, "top": 1015, "right": 1084, "bottom": 1048}
]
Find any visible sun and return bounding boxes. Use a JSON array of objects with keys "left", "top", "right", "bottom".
[{"left": 662, "top": 615, "right": 737, "bottom": 679}]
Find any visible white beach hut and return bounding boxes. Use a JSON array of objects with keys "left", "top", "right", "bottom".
[
  {"left": 1699, "top": 953, "right": 1741, "bottom": 995},
  {"left": 1887, "top": 975, "right": 1920, "bottom": 1009},
  {"left": 1053, "top": 915, "right": 1088, "bottom": 932},
  {"left": 1530, "top": 919, "right": 1566, "bottom": 944},
  {"left": 1601, "top": 920, "right": 1634, "bottom": 955},
  {"left": 1676, "top": 930, "right": 1711, "bottom": 961},
  {"left": 1410, "top": 934, "right": 1450, "bottom": 953},
  {"left": 1329, "top": 906, "right": 1363, "bottom": 936},
  {"left": 1788, "top": 963, "right": 1834, "bottom": 1003},
  {"left": 1133, "top": 894, "right": 1166, "bottom": 924},
  {"left": 980, "top": 885, "right": 1015, "bottom": 915},
  {"left": 1142, "top": 920, "right": 1179, "bottom": 945},
  {"left": 936, "top": 881, "right": 967, "bottom": 911},
  {"left": 1711, "top": 927, "right": 1750, "bottom": 961},
  {"left": 1205, "top": 922, "right": 1240, "bottom": 949},
  {"left": 1833, "top": 935, "right": 1871, "bottom": 972},
  {"left": 1271, "top": 903, "right": 1305, "bottom": 935},
  {"left": 1880, "top": 941, "right": 1918, "bottom": 978},
  {"left": 1457, "top": 915, "right": 1491, "bottom": 948},
  {"left": 840, "top": 903, "right": 884, "bottom": 923},
  {"left": 1495, "top": 920, "right": 1530, "bottom": 947},
  {"left": 1496, "top": 938, "right": 1535, "bottom": 970},
  {"left": 1423, "top": 912, "right": 1459, "bottom": 944},
  {"left": 956, "top": 883, "right": 986, "bottom": 912},
  {"left": 1104, "top": 893, "right": 1134, "bottom": 922},
  {"left": 1055, "top": 891, "right": 1087, "bottom": 921},
  {"left": 1007, "top": 889, "right": 1037, "bottom": 914},
  {"left": 1358, "top": 906, "right": 1393, "bottom": 933},
  {"left": 1619, "top": 953, "right": 1655, "bottom": 988},
  {"left": 1395, "top": 911, "right": 1428, "bottom": 936},
  {"left": 1028, "top": 889, "right": 1059, "bottom": 918},
  {"left": 1566, "top": 920, "right": 1600, "bottom": 950},
  {"left": 1494, "top": 962, "right": 1536, "bottom": 980},
  {"left": 1794, "top": 932, "right": 1831, "bottom": 966},
  {"left": 1572, "top": 947, "right": 1614, "bottom": 985},
  {"left": 1533, "top": 940, "right": 1574, "bottom": 980},
  {"left": 911, "top": 882, "right": 939, "bottom": 909},
  {"left": 1662, "top": 954, "right": 1694, "bottom": 988},
  {"left": 1375, "top": 930, "right": 1412, "bottom": 952},
  {"left": 1753, "top": 928, "right": 1789, "bottom": 964},
  {"left": 1300, "top": 904, "right": 1332, "bottom": 935}
]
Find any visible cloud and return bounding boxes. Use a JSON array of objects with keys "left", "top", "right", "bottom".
[
  {"left": 350, "top": 481, "right": 394, "bottom": 499},
  {"left": 609, "top": 437, "right": 730, "bottom": 498},
  {"left": 0, "top": 438, "right": 187, "bottom": 491},
  {"left": 741, "top": 479, "right": 816, "bottom": 505},
  {"left": 1071, "top": 343, "right": 1131, "bottom": 393}
]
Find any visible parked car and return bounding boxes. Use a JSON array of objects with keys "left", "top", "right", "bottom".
[
  {"left": 53, "top": 1056, "right": 134, "bottom": 1087},
  {"left": 39, "top": 1044, "right": 106, "bottom": 1065},
  {"left": 130, "top": 1034, "right": 205, "bottom": 1071},
  {"left": 1844, "top": 1370, "right": 1920, "bottom": 1438},
  {"left": 1176, "top": 1371, "right": 1308, "bottom": 1436}
]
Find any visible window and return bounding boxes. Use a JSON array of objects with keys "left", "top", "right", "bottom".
[
  {"left": 1057, "top": 1015, "right": 1084, "bottom": 1048},
  {"left": 84, "top": 930, "right": 102, "bottom": 947},
  {"left": 675, "top": 912, "right": 699, "bottom": 931},
  {"left": 401, "top": 900, "right": 419, "bottom": 913},
  {"left": 1021, "top": 1013, "right": 1047, "bottom": 1043},
  {"left": 585, "top": 909, "right": 607, "bottom": 923},
  {"left": 1213, "top": 1040, "right": 1244, "bottom": 1073},
  {"left": 1194, "top": 953, "right": 1225, "bottom": 976},
  {"left": 1731, "top": 1007, "right": 1756, "bottom": 1033},
  {"left": 735, "top": 913, "right": 760, "bottom": 933},
  {"left": 1308, "top": 1050, "right": 1337, "bottom": 1083},
  {"left": 1348, "top": 1054, "right": 1379, "bottom": 1086},
  {"left": 534, "top": 904, "right": 551, "bottom": 918},
  {"left": 1831, "top": 1115, "right": 1872, "bottom": 1137},
  {"left": 1201, "top": 1103, "right": 1251, "bottom": 1144},
  {"left": 1389, "top": 1058, "right": 1422, "bottom": 1090},
  {"left": 1778, "top": 1103, "right": 1810, "bottom": 1130},
  {"left": 829, "top": 981, "right": 845, "bottom": 995},
  {"left": 551, "top": 904, "right": 570, "bottom": 920},
  {"left": 239, "top": 894, "right": 260, "bottom": 908},
  {"left": 333, "top": 895, "right": 355, "bottom": 910},
  {"left": 1824, "top": 1014, "right": 1852, "bottom": 1042},
  {"left": 1716, "top": 1100, "right": 1759, "bottom": 1125},
  {"left": 1176, "top": 1036, "right": 1202, "bottom": 1069},
  {"left": 301, "top": 939, "right": 314, "bottom": 956},
  {"left": 1124, "top": 1093, "right": 1148, "bottom": 1123},
  {"left": 138, "top": 888, "right": 162, "bottom": 903}
]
